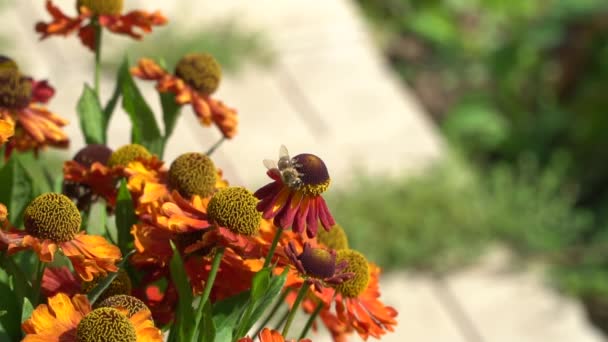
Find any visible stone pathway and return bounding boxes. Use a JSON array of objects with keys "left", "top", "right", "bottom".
[{"left": 2, "top": 1, "right": 606, "bottom": 341}]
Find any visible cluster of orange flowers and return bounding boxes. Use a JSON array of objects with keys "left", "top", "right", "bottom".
[{"left": 0, "top": 1, "right": 397, "bottom": 341}]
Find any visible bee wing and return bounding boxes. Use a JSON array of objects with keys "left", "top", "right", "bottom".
[
  {"left": 263, "top": 159, "right": 278, "bottom": 170},
  {"left": 279, "top": 145, "right": 289, "bottom": 159}
]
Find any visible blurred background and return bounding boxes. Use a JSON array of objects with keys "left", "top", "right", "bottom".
[{"left": 4, "top": 0, "right": 608, "bottom": 340}]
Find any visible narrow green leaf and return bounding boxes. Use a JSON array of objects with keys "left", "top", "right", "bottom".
[
  {"left": 87, "top": 200, "right": 107, "bottom": 236},
  {"left": 118, "top": 58, "right": 163, "bottom": 155},
  {"left": 87, "top": 250, "right": 136, "bottom": 304},
  {"left": 103, "top": 74, "right": 122, "bottom": 129},
  {"left": 0, "top": 156, "right": 33, "bottom": 227},
  {"left": 169, "top": 242, "right": 194, "bottom": 342},
  {"left": 20, "top": 298, "right": 34, "bottom": 323},
  {"left": 160, "top": 92, "right": 181, "bottom": 143},
  {"left": 213, "top": 292, "right": 249, "bottom": 342},
  {"left": 195, "top": 300, "right": 216, "bottom": 342},
  {"left": 18, "top": 152, "right": 52, "bottom": 195},
  {"left": 77, "top": 84, "right": 106, "bottom": 144},
  {"left": 115, "top": 180, "right": 136, "bottom": 254},
  {"left": 0, "top": 281, "right": 21, "bottom": 340}
]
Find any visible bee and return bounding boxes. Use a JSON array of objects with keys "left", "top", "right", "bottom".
[{"left": 264, "top": 145, "right": 303, "bottom": 189}]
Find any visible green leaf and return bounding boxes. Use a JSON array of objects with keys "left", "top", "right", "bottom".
[
  {"left": 104, "top": 74, "right": 122, "bottom": 129},
  {"left": 17, "top": 152, "right": 52, "bottom": 195},
  {"left": 160, "top": 92, "right": 182, "bottom": 158},
  {"left": 77, "top": 84, "right": 106, "bottom": 144},
  {"left": 115, "top": 179, "right": 136, "bottom": 254},
  {"left": 20, "top": 298, "right": 33, "bottom": 323},
  {"left": 195, "top": 300, "right": 216, "bottom": 342},
  {"left": 234, "top": 267, "right": 288, "bottom": 338},
  {"left": 87, "top": 200, "right": 107, "bottom": 237},
  {"left": 213, "top": 292, "right": 248, "bottom": 342},
  {"left": 87, "top": 250, "right": 136, "bottom": 304},
  {"left": 0, "top": 281, "right": 21, "bottom": 340},
  {"left": 0, "top": 155, "right": 33, "bottom": 227},
  {"left": 118, "top": 58, "right": 163, "bottom": 155},
  {"left": 168, "top": 242, "right": 194, "bottom": 342}
]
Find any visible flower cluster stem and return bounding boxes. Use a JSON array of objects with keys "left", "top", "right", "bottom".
[
  {"left": 281, "top": 281, "right": 309, "bottom": 338},
  {"left": 200, "top": 247, "right": 224, "bottom": 309},
  {"left": 263, "top": 226, "right": 283, "bottom": 268},
  {"left": 93, "top": 17, "right": 103, "bottom": 96},
  {"left": 298, "top": 301, "right": 324, "bottom": 339},
  {"left": 253, "top": 288, "right": 291, "bottom": 338},
  {"left": 205, "top": 137, "right": 225, "bottom": 156}
]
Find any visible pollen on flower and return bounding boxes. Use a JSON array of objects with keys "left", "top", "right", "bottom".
[
  {"left": 293, "top": 153, "right": 330, "bottom": 196},
  {"left": 107, "top": 144, "right": 151, "bottom": 167},
  {"left": 82, "top": 269, "right": 132, "bottom": 303},
  {"left": 77, "top": 0, "right": 124, "bottom": 15},
  {"left": 0, "top": 68, "right": 31, "bottom": 110},
  {"left": 96, "top": 295, "right": 150, "bottom": 319},
  {"left": 74, "top": 144, "right": 113, "bottom": 167},
  {"left": 207, "top": 187, "right": 261, "bottom": 236},
  {"left": 333, "top": 249, "right": 370, "bottom": 298},
  {"left": 175, "top": 53, "right": 222, "bottom": 95},
  {"left": 76, "top": 307, "right": 137, "bottom": 342},
  {"left": 24, "top": 193, "right": 81, "bottom": 243},
  {"left": 300, "top": 247, "right": 336, "bottom": 279},
  {"left": 169, "top": 152, "right": 217, "bottom": 198},
  {"left": 317, "top": 224, "right": 349, "bottom": 250}
]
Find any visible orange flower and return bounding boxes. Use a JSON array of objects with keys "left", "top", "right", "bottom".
[
  {"left": 238, "top": 328, "right": 312, "bottom": 342},
  {"left": 36, "top": 0, "right": 167, "bottom": 51},
  {"left": 22, "top": 293, "right": 162, "bottom": 342},
  {"left": 131, "top": 56, "right": 238, "bottom": 138},
  {"left": 0, "top": 193, "right": 121, "bottom": 281},
  {"left": 125, "top": 157, "right": 169, "bottom": 215},
  {"left": 0, "top": 60, "right": 68, "bottom": 156},
  {"left": 255, "top": 145, "right": 335, "bottom": 238}
]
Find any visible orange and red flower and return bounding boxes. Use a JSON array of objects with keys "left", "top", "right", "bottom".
[
  {"left": 0, "top": 193, "right": 121, "bottom": 281},
  {"left": 36, "top": 0, "right": 167, "bottom": 51},
  {"left": 131, "top": 56, "right": 238, "bottom": 139},
  {"left": 22, "top": 293, "right": 162, "bottom": 342},
  {"left": 255, "top": 145, "right": 335, "bottom": 238},
  {"left": 238, "top": 328, "right": 312, "bottom": 342}
]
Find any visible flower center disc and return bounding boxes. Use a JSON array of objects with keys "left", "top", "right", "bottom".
[
  {"left": 107, "top": 144, "right": 151, "bottom": 167},
  {"left": 77, "top": 0, "right": 124, "bottom": 15},
  {"left": 175, "top": 53, "right": 222, "bottom": 95},
  {"left": 207, "top": 186, "right": 261, "bottom": 236},
  {"left": 300, "top": 247, "right": 336, "bottom": 279},
  {"left": 168, "top": 152, "right": 217, "bottom": 198},
  {"left": 76, "top": 307, "right": 136, "bottom": 342},
  {"left": 317, "top": 224, "right": 349, "bottom": 250},
  {"left": 96, "top": 295, "right": 151, "bottom": 319},
  {"left": 83, "top": 269, "right": 132, "bottom": 303},
  {"left": 0, "top": 68, "right": 31, "bottom": 110},
  {"left": 24, "top": 193, "right": 81, "bottom": 243},
  {"left": 293, "top": 153, "right": 330, "bottom": 196},
  {"left": 74, "top": 144, "right": 113, "bottom": 167},
  {"left": 334, "top": 249, "right": 370, "bottom": 298}
]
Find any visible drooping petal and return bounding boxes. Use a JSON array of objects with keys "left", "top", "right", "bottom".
[{"left": 61, "top": 233, "right": 121, "bottom": 281}]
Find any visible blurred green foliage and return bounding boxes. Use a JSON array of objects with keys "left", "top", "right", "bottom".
[
  {"left": 355, "top": 0, "right": 608, "bottom": 303},
  {"left": 328, "top": 154, "right": 592, "bottom": 273}
]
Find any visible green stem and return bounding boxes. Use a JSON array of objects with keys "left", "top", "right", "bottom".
[
  {"left": 205, "top": 137, "right": 226, "bottom": 156},
  {"left": 263, "top": 226, "right": 283, "bottom": 268},
  {"left": 93, "top": 17, "right": 103, "bottom": 96},
  {"left": 273, "top": 308, "right": 290, "bottom": 331},
  {"left": 281, "top": 281, "right": 310, "bottom": 337},
  {"left": 199, "top": 247, "right": 224, "bottom": 309},
  {"left": 298, "top": 301, "right": 324, "bottom": 340},
  {"left": 253, "top": 288, "right": 292, "bottom": 338},
  {"left": 31, "top": 260, "right": 46, "bottom": 306}
]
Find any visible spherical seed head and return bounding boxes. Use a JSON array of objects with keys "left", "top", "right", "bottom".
[
  {"left": 97, "top": 295, "right": 150, "bottom": 319},
  {"left": 175, "top": 53, "right": 222, "bottom": 95},
  {"left": 82, "top": 269, "right": 132, "bottom": 303},
  {"left": 207, "top": 187, "right": 261, "bottom": 236},
  {"left": 0, "top": 56, "right": 18, "bottom": 71},
  {"left": 169, "top": 152, "right": 217, "bottom": 198},
  {"left": 77, "top": 0, "right": 124, "bottom": 15},
  {"left": 24, "top": 193, "right": 81, "bottom": 242},
  {"left": 333, "top": 249, "right": 370, "bottom": 298},
  {"left": 73, "top": 144, "right": 113, "bottom": 167},
  {"left": 76, "top": 307, "right": 136, "bottom": 342},
  {"left": 0, "top": 69, "right": 31, "bottom": 110},
  {"left": 107, "top": 144, "right": 151, "bottom": 167},
  {"left": 293, "top": 153, "right": 330, "bottom": 196},
  {"left": 300, "top": 247, "right": 336, "bottom": 279},
  {"left": 317, "top": 224, "right": 349, "bottom": 250}
]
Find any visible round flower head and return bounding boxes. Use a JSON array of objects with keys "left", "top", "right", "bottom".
[
  {"left": 78, "top": 0, "right": 123, "bottom": 15},
  {"left": 82, "top": 269, "right": 132, "bottom": 303},
  {"left": 77, "top": 307, "right": 137, "bottom": 342},
  {"left": 108, "top": 144, "right": 151, "bottom": 167},
  {"left": 24, "top": 193, "right": 81, "bottom": 243},
  {"left": 97, "top": 294, "right": 151, "bottom": 319},
  {"left": 317, "top": 224, "right": 349, "bottom": 250},
  {"left": 175, "top": 53, "right": 222, "bottom": 95},
  {"left": 255, "top": 145, "right": 336, "bottom": 237},
  {"left": 0, "top": 68, "right": 31, "bottom": 110},
  {"left": 169, "top": 152, "right": 217, "bottom": 198},
  {"left": 207, "top": 187, "right": 261, "bottom": 236},
  {"left": 285, "top": 241, "right": 353, "bottom": 292},
  {"left": 0, "top": 55, "right": 18, "bottom": 71},
  {"left": 333, "top": 249, "right": 369, "bottom": 298},
  {"left": 74, "top": 144, "right": 113, "bottom": 167}
]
